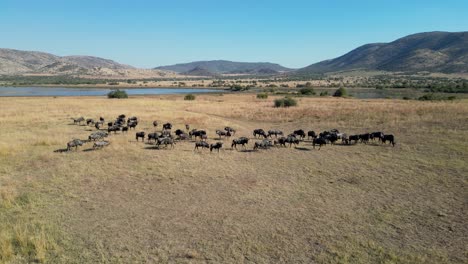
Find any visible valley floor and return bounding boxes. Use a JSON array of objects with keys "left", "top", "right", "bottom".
[{"left": 0, "top": 94, "right": 467, "bottom": 263}]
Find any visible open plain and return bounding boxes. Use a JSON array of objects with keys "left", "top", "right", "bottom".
[{"left": 0, "top": 94, "right": 467, "bottom": 263}]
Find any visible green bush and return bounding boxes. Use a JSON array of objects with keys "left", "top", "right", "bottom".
[
  {"left": 184, "top": 94, "right": 196, "bottom": 100},
  {"left": 418, "top": 94, "right": 457, "bottom": 101},
  {"left": 107, "top": 89, "right": 128, "bottom": 99},
  {"left": 320, "top": 91, "right": 328, "bottom": 96},
  {"left": 333, "top": 87, "right": 347, "bottom": 97},
  {"left": 257, "top": 93, "right": 268, "bottom": 99},
  {"left": 274, "top": 97, "right": 297, "bottom": 107},
  {"left": 299, "top": 87, "right": 315, "bottom": 95}
]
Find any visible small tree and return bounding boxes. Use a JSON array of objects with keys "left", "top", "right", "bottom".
[
  {"left": 299, "top": 87, "right": 315, "bottom": 95},
  {"left": 274, "top": 97, "right": 297, "bottom": 107},
  {"left": 107, "top": 89, "right": 128, "bottom": 99},
  {"left": 257, "top": 93, "right": 268, "bottom": 99},
  {"left": 333, "top": 87, "right": 347, "bottom": 97},
  {"left": 184, "top": 94, "right": 196, "bottom": 100},
  {"left": 320, "top": 91, "right": 328, "bottom": 96}
]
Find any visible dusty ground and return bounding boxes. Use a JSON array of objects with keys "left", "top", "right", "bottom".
[{"left": 0, "top": 94, "right": 467, "bottom": 263}]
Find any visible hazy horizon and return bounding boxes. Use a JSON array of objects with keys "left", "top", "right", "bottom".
[{"left": 1, "top": 0, "right": 467, "bottom": 69}]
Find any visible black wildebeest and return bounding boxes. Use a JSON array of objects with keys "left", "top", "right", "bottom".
[
  {"left": 285, "top": 136, "right": 300, "bottom": 148},
  {"left": 210, "top": 142, "right": 223, "bottom": 152},
  {"left": 194, "top": 141, "right": 209, "bottom": 150},
  {"left": 153, "top": 121, "right": 158, "bottom": 128},
  {"left": 313, "top": 137, "right": 327, "bottom": 150},
  {"left": 359, "top": 133, "right": 370, "bottom": 144},
  {"left": 189, "top": 129, "right": 206, "bottom": 140},
  {"left": 370, "top": 132, "right": 384, "bottom": 141},
  {"left": 121, "top": 126, "right": 129, "bottom": 133},
  {"left": 163, "top": 123, "right": 172, "bottom": 131},
  {"left": 216, "top": 129, "right": 231, "bottom": 139},
  {"left": 67, "top": 139, "right": 83, "bottom": 151},
  {"left": 136, "top": 132, "right": 145, "bottom": 142},
  {"left": 253, "top": 129, "right": 267, "bottom": 138},
  {"left": 108, "top": 126, "right": 120, "bottom": 134},
  {"left": 224, "top": 127, "right": 236, "bottom": 135},
  {"left": 307, "top": 131, "right": 317, "bottom": 140},
  {"left": 127, "top": 116, "right": 138, "bottom": 123},
  {"left": 147, "top": 132, "right": 159, "bottom": 142},
  {"left": 177, "top": 133, "right": 189, "bottom": 140},
  {"left": 231, "top": 137, "right": 249, "bottom": 149},
  {"left": 268, "top": 129, "right": 283, "bottom": 138},
  {"left": 128, "top": 121, "right": 138, "bottom": 130},
  {"left": 349, "top": 135, "right": 359, "bottom": 144},
  {"left": 71, "top": 117, "right": 85, "bottom": 125},
  {"left": 95, "top": 122, "right": 103, "bottom": 130},
  {"left": 274, "top": 136, "right": 287, "bottom": 147},
  {"left": 86, "top": 118, "right": 95, "bottom": 126},
  {"left": 293, "top": 129, "right": 306, "bottom": 140},
  {"left": 156, "top": 137, "right": 175, "bottom": 149},
  {"left": 175, "top": 129, "right": 185, "bottom": 137},
  {"left": 380, "top": 134, "right": 396, "bottom": 147}
]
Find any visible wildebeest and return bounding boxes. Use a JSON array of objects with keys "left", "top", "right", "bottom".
[
  {"left": 136, "top": 132, "right": 145, "bottom": 141},
  {"left": 147, "top": 132, "right": 159, "bottom": 142},
  {"left": 99, "top": 117, "right": 105, "bottom": 122},
  {"left": 359, "top": 133, "right": 370, "bottom": 144},
  {"left": 216, "top": 129, "right": 231, "bottom": 139},
  {"left": 268, "top": 129, "right": 283, "bottom": 138},
  {"left": 95, "top": 121, "right": 103, "bottom": 130},
  {"left": 177, "top": 133, "right": 189, "bottom": 140},
  {"left": 121, "top": 126, "right": 129, "bottom": 133},
  {"left": 285, "top": 136, "right": 300, "bottom": 148},
  {"left": 163, "top": 123, "right": 172, "bottom": 130},
  {"left": 293, "top": 129, "right": 306, "bottom": 139},
  {"left": 194, "top": 141, "right": 209, "bottom": 150},
  {"left": 128, "top": 121, "right": 138, "bottom": 130},
  {"left": 67, "top": 139, "right": 83, "bottom": 151},
  {"left": 210, "top": 142, "right": 223, "bottom": 152},
  {"left": 370, "top": 132, "right": 384, "bottom": 141},
  {"left": 313, "top": 137, "right": 327, "bottom": 150},
  {"left": 127, "top": 116, "right": 138, "bottom": 123},
  {"left": 156, "top": 137, "right": 175, "bottom": 149},
  {"left": 108, "top": 126, "right": 120, "bottom": 134},
  {"left": 274, "top": 136, "right": 287, "bottom": 147},
  {"left": 231, "top": 137, "right": 249, "bottom": 149},
  {"left": 86, "top": 118, "right": 95, "bottom": 126},
  {"left": 71, "top": 117, "right": 85, "bottom": 125},
  {"left": 107, "top": 122, "right": 114, "bottom": 127},
  {"left": 254, "top": 139, "right": 273, "bottom": 150},
  {"left": 253, "top": 129, "right": 267, "bottom": 138},
  {"left": 189, "top": 129, "right": 206, "bottom": 139},
  {"left": 224, "top": 127, "right": 236, "bottom": 135},
  {"left": 307, "top": 131, "right": 317, "bottom": 140},
  {"left": 93, "top": 141, "right": 110, "bottom": 150},
  {"left": 88, "top": 131, "right": 108, "bottom": 141},
  {"left": 380, "top": 134, "right": 396, "bottom": 147},
  {"left": 349, "top": 135, "right": 359, "bottom": 144},
  {"left": 153, "top": 121, "right": 158, "bottom": 127}
]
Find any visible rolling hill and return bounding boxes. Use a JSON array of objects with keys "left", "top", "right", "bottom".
[
  {"left": 298, "top": 31, "right": 468, "bottom": 74},
  {"left": 155, "top": 60, "right": 292, "bottom": 74}
]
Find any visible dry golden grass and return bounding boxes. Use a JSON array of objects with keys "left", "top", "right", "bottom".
[{"left": 0, "top": 94, "right": 467, "bottom": 263}]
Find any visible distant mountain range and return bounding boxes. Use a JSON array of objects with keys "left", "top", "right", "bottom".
[
  {"left": 0, "top": 48, "right": 134, "bottom": 75},
  {"left": 298, "top": 31, "right": 468, "bottom": 74},
  {"left": 155, "top": 60, "right": 293, "bottom": 75}
]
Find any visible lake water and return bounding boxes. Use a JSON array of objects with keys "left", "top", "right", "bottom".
[{"left": 0, "top": 87, "right": 221, "bottom": 97}]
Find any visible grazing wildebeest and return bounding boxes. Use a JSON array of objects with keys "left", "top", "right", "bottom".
[
  {"left": 210, "top": 142, "right": 223, "bottom": 152},
  {"left": 71, "top": 117, "right": 85, "bottom": 125},
  {"left": 285, "top": 136, "right": 300, "bottom": 148},
  {"left": 86, "top": 118, "right": 95, "bottom": 126},
  {"left": 293, "top": 129, "right": 306, "bottom": 140},
  {"left": 194, "top": 141, "right": 210, "bottom": 150},
  {"left": 313, "top": 137, "right": 327, "bottom": 150},
  {"left": 153, "top": 121, "right": 158, "bottom": 128},
  {"left": 254, "top": 139, "right": 273, "bottom": 150},
  {"left": 253, "top": 129, "right": 267, "bottom": 138},
  {"left": 88, "top": 131, "right": 108, "bottom": 141},
  {"left": 161, "top": 130, "right": 172, "bottom": 138},
  {"left": 108, "top": 126, "right": 120, "bottom": 134},
  {"left": 93, "top": 141, "right": 110, "bottom": 150},
  {"left": 107, "top": 122, "right": 114, "bottom": 127},
  {"left": 95, "top": 122, "right": 103, "bottom": 130},
  {"left": 224, "top": 127, "right": 236, "bottom": 135},
  {"left": 359, "top": 133, "right": 370, "bottom": 144},
  {"left": 231, "top": 137, "right": 249, "bottom": 149},
  {"left": 200, "top": 134, "right": 208, "bottom": 141},
  {"left": 370, "top": 132, "right": 384, "bottom": 141},
  {"left": 128, "top": 121, "right": 138, "bottom": 130},
  {"left": 118, "top": 114, "right": 126, "bottom": 119},
  {"left": 175, "top": 129, "right": 185, "bottom": 136},
  {"left": 121, "top": 126, "right": 129, "bottom": 133},
  {"left": 156, "top": 137, "right": 175, "bottom": 149},
  {"left": 268, "top": 129, "right": 283, "bottom": 138},
  {"left": 177, "top": 133, "right": 189, "bottom": 140},
  {"left": 216, "top": 129, "right": 228, "bottom": 139},
  {"left": 127, "top": 116, "right": 138, "bottom": 123},
  {"left": 99, "top": 117, "right": 105, "bottom": 122},
  {"left": 274, "top": 136, "right": 288, "bottom": 147},
  {"left": 189, "top": 129, "right": 206, "bottom": 140},
  {"left": 325, "top": 133, "right": 338, "bottom": 145},
  {"left": 147, "top": 132, "right": 159, "bottom": 142},
  {"left": 67, "top": 139, "right": 83, "bottom": 151},
  {"left": 380, "top": 134, "right": 396, "bottom": 146},
  {"left": 136, "top": 132, "right": 145, "bottom": 142},
  {"left": 349, "top": 135, "right": 359, "bottom": 144},
  {"left": 307, "top": 131, "right": 317, "bottom": 140},
  {"left": 163, "top": 123, "right": 172, "bottom": 131}
]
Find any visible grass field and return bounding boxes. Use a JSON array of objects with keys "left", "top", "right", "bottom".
[{"left": 0, "top": 94, "right": 467, "bottom": 263}]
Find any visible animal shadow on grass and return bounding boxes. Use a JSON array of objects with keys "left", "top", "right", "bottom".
[
  {"left": 238, "top": 149, "right": 256, "bottom": 153},
  {"left": 53, "top": 148, "right": 69, "bottom": 153},
  {"left": 82, "top": 148, "right": 97, "bottom": 152},
  {"left": 294, "top": 147, "right": 311, "bottom": 151}
]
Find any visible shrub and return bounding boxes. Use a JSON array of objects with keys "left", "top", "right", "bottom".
[
  {"left": 257, "top": 93, "right": 268, "bottom": 99},
  {"left": 417, "top": 94, "right": 457, "bottom": 101},
  {"left": 333, "top": 87, "right": 347, "bottom": 97},
  {"left": 107, "top": 89, "right": 128, "bottom": 99},
  {"left": 320, "top": 91, "right": 328, "bottom": 96},
  {"left": 274, "top": 97, "right": 297, "bottom": 107},
  {"left": 184, "top": 94, "right": 196, "bottom": 100},
  {"left": 402, "top": 96, "right": 411, "bottom": 100},
  {"left": 230, "top": 85, "right": 250, "bottom": 91},
  {"left": 299, "top": 87, "right": 315, "bottom": 95}
]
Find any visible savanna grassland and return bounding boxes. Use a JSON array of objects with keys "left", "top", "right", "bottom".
[{"left": 0, "top": 94, "right": 467, "bottom": 263}]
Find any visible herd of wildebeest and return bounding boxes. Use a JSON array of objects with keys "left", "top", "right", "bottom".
[{"left": 66, "top": 115, "right": 396, "bottom": 152}]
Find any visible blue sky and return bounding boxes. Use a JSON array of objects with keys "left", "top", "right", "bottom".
[{"left": 1, "top": 0, "right": 467, "bottom": 68}]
